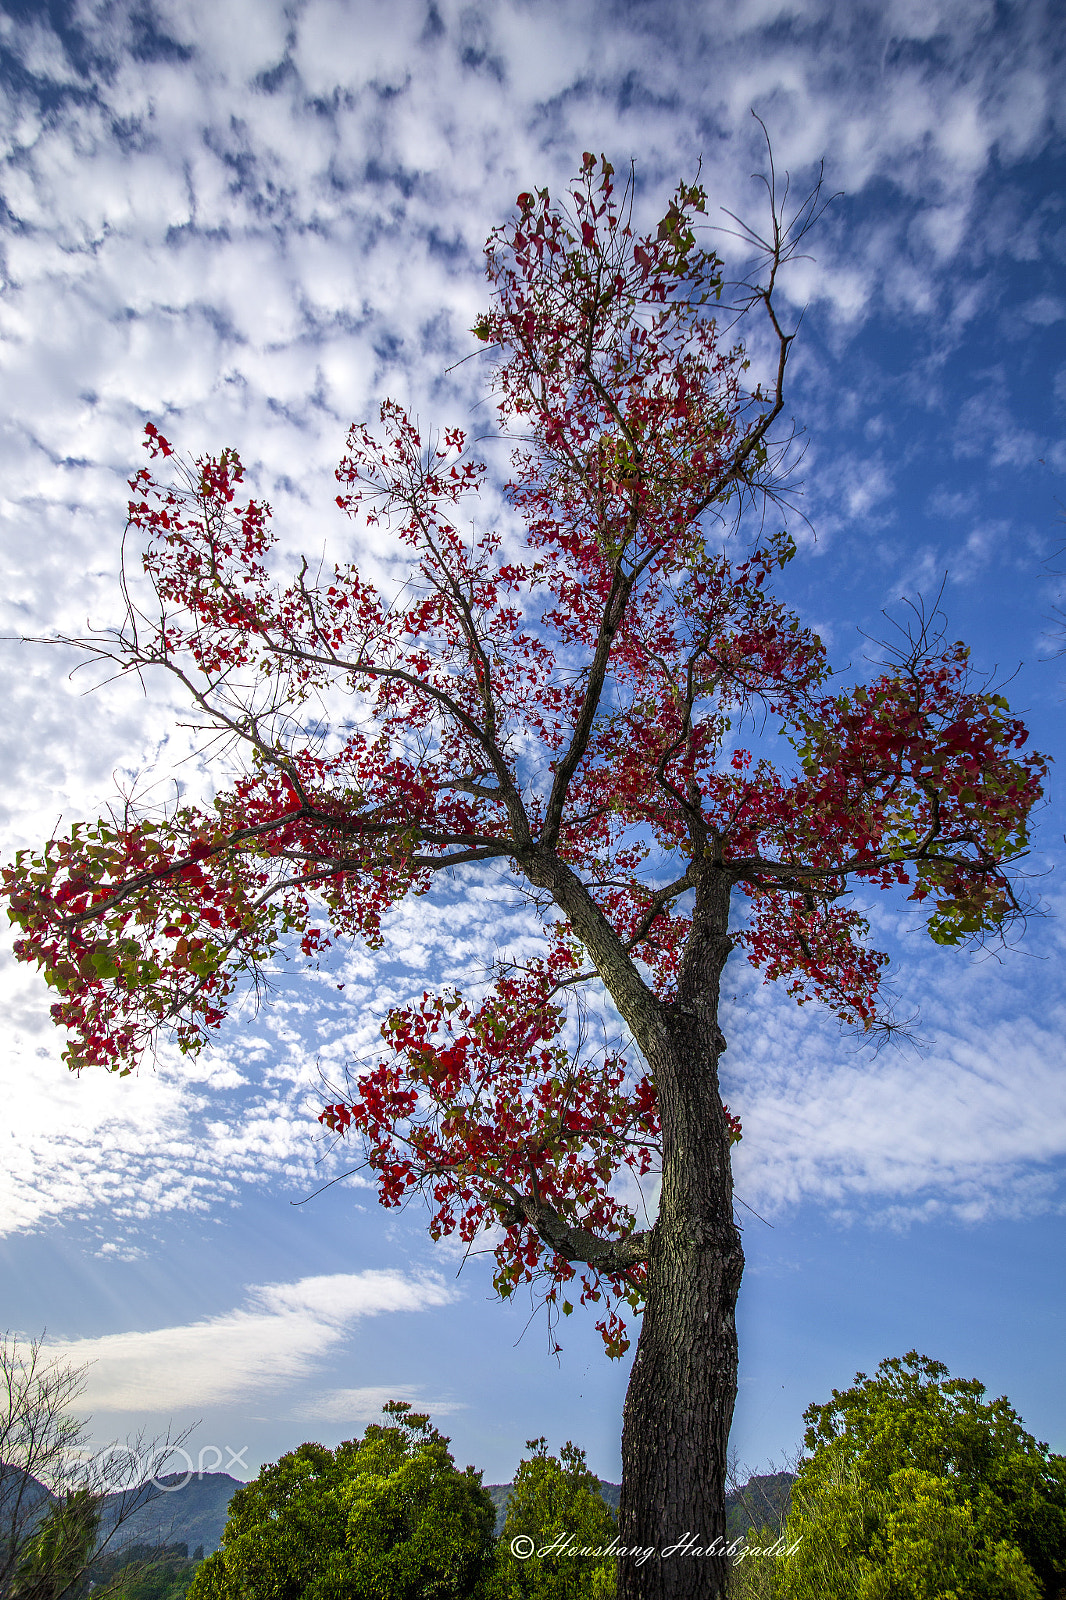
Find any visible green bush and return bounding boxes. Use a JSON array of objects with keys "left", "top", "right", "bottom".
[
  {"left": 488, "top": 1439, "right": 617, "bottom": 1599},
  {"left": 10, "top": 1489, "right": 99, "bottom": 1600},
  {"left": 771, "top": 1353, "right": 1066, "bottom": 1600},
  {"left": 187, "top": 1402, "right": 496, "bottom": 1600}
]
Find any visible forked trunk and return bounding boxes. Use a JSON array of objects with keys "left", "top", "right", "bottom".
[{"left": 616, "top": 870, "right": 744, "bottom": 1600}]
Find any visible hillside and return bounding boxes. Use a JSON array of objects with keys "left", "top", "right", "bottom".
[
  {"left": 0, "top": 1462, "right": 53, "bottom": 1519},
  {"left": 97, "top": 1473, "right": 243, "bottom": 1556}
]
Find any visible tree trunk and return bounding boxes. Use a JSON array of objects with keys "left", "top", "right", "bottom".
[{"left": 616, "top": 869, "right": 744, "bottom": 1600}]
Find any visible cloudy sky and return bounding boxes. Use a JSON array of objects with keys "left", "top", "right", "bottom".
[{"left": 1, "top": 0, "right": 1064, "bottom": 1490}]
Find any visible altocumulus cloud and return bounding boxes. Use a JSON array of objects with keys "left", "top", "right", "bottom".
[
  {"left": 0, "top": 0, "right": 1064, "bottom": 1255},
  {"left": 724, "top": 919, "right": 1066, "bottom": 1223},
  {"left": 0, "top": 954, "right": 352, "bottom": 1240},
  {"left": 0, "top": 872, "right": 540, "bottom": 1242},
  {"left": 39, "top": 1271, "right": 458, "bottom": 1411}
]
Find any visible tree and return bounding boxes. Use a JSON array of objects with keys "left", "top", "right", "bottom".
[
  {"left": 0, "top": 1337, "right": 87, "bottom": 1599},
  {"left": 490, "top": 1439, "right": 618, "bottom": 1599},
  {"left": 186, "top": 1403, "right": 496, "bottom": 1600},
  {"left": 1, "top": 154, "right": 1048, "bottom": 1600},
  {"left": 9, "top": 1490, "right": 99, "bottom": 1600},
  {"left": 0, "top": 1335, "right": 187, "bottom": 1600},
  {"left": 773, "top": 1353, "right": 1066, "bottom": 1600}
]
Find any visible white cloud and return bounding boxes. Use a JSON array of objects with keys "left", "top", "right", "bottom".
[
  {"left": 953, "top": 389, "right": 1044, "bottom": 468},
  {"left": 1021, "top": 295, "right": 1065, "bottom": 327},
  {"left": 165, "top": 0, "right": 290, "bottom": 83},
  {"left": 40, "top": 1270, "right": 457, "bottom": 1410},
  {"left": 0, "top": 869, "right": 542, "bottom": 1240},
  {"left": 724, "top": 946, "right": 1066, "bottom": 1222},
  {"left": 294, "top": 0, "right": 426, "bottom": 96},
  {"left": 0, "top": 949, "right": 357, "bottom": 1239},
  {"left": 293, "top": 1385, "right": 465, "bottom": 1423}
]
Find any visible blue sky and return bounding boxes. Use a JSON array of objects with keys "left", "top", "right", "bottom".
[{"left": 0, "top": 0, "right": 1064, "bottom": 1489}]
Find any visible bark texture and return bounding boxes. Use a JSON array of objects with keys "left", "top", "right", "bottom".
[{"left": 616, "top": 868, "right": 744, "bottom": 1600}]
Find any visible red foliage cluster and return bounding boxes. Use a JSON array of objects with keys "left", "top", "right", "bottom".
[{"left": 324, "top": 971, "right": 661, "bottom": 1354}]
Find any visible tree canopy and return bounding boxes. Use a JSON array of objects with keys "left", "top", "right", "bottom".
[
  {"left": 490, "top": 1439, "right": 617, "bottom": 1599},
  {"left": 186, "top": 1403, "right": 496, "bottom": 1600},
  {"left": 773, "top": 1353, "right": 1066, "bottom": 1600},
  {"left": 84, "top": 1543, "right": 201, "bottom": 1600}
]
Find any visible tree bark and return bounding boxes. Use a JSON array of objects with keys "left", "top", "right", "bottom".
[
  {"left": 522, "top": 848, "right": 744, "bottom": 1596},
  {"left": 616, "top": 868, "right": 744, "bottom": 1600}
]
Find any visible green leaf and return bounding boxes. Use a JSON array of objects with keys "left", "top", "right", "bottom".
[{"left": 90, "top": 950, "right": 120, "bottom": 980}]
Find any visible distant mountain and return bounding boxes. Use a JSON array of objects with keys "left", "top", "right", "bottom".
[
  {"left": 97, "top": 1473, "right": 243, "bottom": 1556},
  {"left": 0, "top": 1462, "right": 54, "bottom": 1564},
  {"left": 484, "top": 1472, "right": 793, "bottom": 1539},
  {"left": 1, "top": 1465, "right": 242, "bottom": 1559},
  {"left": 0, "top": 1462, "right": 54, "bottom": 1521},
  {"left": 597, "top": 1481, "right": 621, "bottom": 1515}
]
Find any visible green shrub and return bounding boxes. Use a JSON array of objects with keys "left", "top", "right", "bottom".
[
  {"left": 488, "top": 1439, "right": 617, "bottom": 1599},
  {"left": 187, "top": 1402, "right": 496, "bottom": 1600},
  {"left": 771, "top": 1354, "right": 1066, "bottom": 1600}
]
